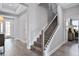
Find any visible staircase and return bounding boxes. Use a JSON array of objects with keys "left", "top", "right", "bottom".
[
  {"left": 31, "top": 31, "right": 43, "bottom": 55},
  {"left": 31, "top": 15, "right": 57, "bottom": 55},
  {"left": 31, "top": 3, "right": 57, "bottom": 56}
]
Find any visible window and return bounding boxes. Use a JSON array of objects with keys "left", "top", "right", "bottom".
[
  {"left": 5, "top": 21, "right": 11, "bottom": 36},
  {"left": 72, "top": 20, "right": 78, "bottom": 30},
  {"left": 0, "top": 22, "right": 3, "bottom": 33}
]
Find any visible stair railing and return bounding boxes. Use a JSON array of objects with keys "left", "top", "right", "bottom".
[{"left": 42, "top": 14, "right": 58, "bottom": 52}]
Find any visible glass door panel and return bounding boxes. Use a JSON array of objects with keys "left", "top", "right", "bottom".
[{"left": 5, "top": 21, "right": 11, "bottom": 36}]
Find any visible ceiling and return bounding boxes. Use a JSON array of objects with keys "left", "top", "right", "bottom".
[
  {"left": 39, "top": 3, "right": 79, "bottom": 10},
  {"left": 1, "top": 3, "right": 79, "bottom": 17},
  {"left": 0, "top": 3, "right": 28, "bottom": 16},
  {"left": 58, "top": 3, "right": 79, "bottom": 9}
]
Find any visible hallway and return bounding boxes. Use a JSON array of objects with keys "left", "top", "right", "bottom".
[
  {"left": 5, "top": 39, "right": 38, "bottom": 56},
  {"left": 51, "top": 40, "right": 78, "bottom": 56}
]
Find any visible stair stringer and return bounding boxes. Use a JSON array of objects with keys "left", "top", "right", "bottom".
[{"left": 44, "top": 25, "right": 62, "bottom": 56}]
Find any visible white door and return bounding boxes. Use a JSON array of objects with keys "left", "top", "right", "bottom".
[
  {"left": 5, "top": 21, "right": 11, "bottom": 36},
  {"left": 4, "top": 19, "right": 14, "bottom": 38}
]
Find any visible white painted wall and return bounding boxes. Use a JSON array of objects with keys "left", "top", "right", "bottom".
[
  {"left": 45, "top": 5, "right": 65, "bottom": 56},
  {"left": 27, "top": 4, "right": 48, "bottom": 48},
  {"left": 13, "top": 17, "right": 19, "bottom": 39},
  {"left": 14, "top": 12, "right": 28, "bottom": 43},
  {"left": 18, "top": 13, "right": 27, "bottom": 43}
]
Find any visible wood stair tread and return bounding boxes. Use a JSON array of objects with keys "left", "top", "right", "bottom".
[
  {"left": 31, "top": 32, "right": 43, "bottom": 55},
  {"left": 35, "top": 41, "right": 42, "bottom": 44},
  {"left": 34, "top": 41, "right": 42, "bottom": 48},
  {"left": 37, "top": 38, "right": 42, "bottom": 42},
  {"left": 31, "top": 45, "right": 43, "bottom": 55},
  {"left": 31, "top": 45, "right": 42, "bottom": 52}
]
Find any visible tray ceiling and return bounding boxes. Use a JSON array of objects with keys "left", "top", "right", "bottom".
[{"left": 0, "top": 3, "right": 28, "bottom": 16}]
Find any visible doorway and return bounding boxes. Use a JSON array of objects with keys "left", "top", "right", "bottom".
[
  {"left": 0, "top": 18, "right": 14, "bottom": 39},
  {"left": 66, "top": 19, "right": 78, "bottom": 42},
  {"left": 65, "top": 18, "right": 79, "bottom": 56},
  {"left": 4, "top": 19, "right": 14, "bottom": 39}
]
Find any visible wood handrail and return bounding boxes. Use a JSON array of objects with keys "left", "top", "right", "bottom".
[
  {"left": 43, "top": 14, "right": 57, "bottom": 32},
  {"left": 42, "top": 14, "right": 58, "bottom": 48}
]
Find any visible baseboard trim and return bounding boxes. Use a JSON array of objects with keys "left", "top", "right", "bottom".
[
  {"left": 19, "top": 39, "right": 26, "bottom": 44},
  {"left": 45, "top": 41, "right": 66, "bottom": 56},
  {"left": 14, "top": 37, "right": 26, "bottom": 44}
]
